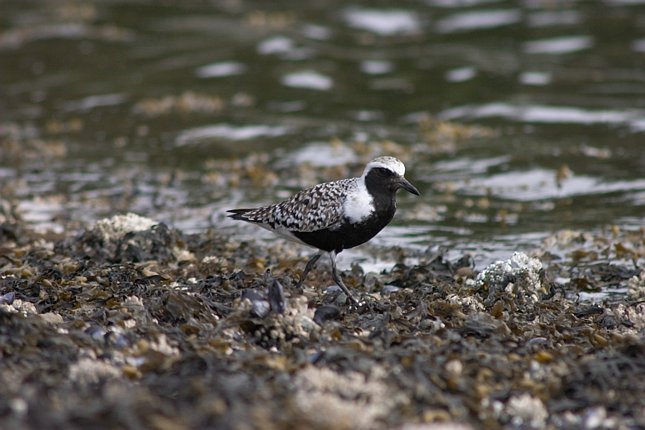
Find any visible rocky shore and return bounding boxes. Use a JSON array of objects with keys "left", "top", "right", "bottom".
[{"left": 1, "top": 212, "right": 643, "bottom": 429}]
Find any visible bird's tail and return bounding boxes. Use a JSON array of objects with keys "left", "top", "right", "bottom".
[{"left": 227, "top": 208, "right": 255, "bottom": 221}]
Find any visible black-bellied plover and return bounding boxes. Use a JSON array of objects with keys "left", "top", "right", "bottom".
[{"left": 228, "top": 156, "right": 420, "bottom": 304}]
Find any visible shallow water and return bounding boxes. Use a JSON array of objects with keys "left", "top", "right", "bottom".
[{"left": 1, "top": 0, "right": 644, "bottom": 269}]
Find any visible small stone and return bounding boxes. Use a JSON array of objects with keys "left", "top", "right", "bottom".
[
  {"left": 39, "top": 312, "right": 64, "bottom": 324},
  {"left": 313, "top": 305, "right": 340, "bottom": 325},
  {"left": 268, "top": 279, "right": 287, "bottom": 314},
  {"left": 382, "top": 284, "right": 401, "bottom": 294},
  {"left": 122, "top": 365, "right": 142, "bottom": 379},
  {"left": 506, "top": 393, "right": 548, "bottom": 429},
  {"left": 0, "top": 292, "right": 15, "bottom": 305},
  {"left": 490, "top": 300, "right": 504, "bottom": 318},
  {"left": 69, "top": 358, "right": 121, "bottom": 384},
  {"left": 583, "top": 406, "right": 607, "bottom": 429},
  {"left": 93, "top": 213, "right": 158, "bottom": 241},
  {"left": 8, "top": 398, "right": 28, "bottom": 417},
  {"left": 445, "top": 359, "right": 463, "bottom": 376},
  {"left": 534, "top": 351, "right": 554, "bottom": 363}
]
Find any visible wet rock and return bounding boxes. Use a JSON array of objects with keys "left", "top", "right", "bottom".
[
  {"left": 0, "top": 198, "right": 20, "bottom": 225},
  {"left": 93, "top": 213, "right": 158, "bottom": 241},
  {"left": 323, "top": 285, "right": 342, "bottom": 294},
  {"left": 382, "top": 284, "right": 401, "bottom": 294},
  {"left": 242, "top": 288, "right": 271, "bottom": 318},
  {"left": 0, "top": 298, "right": 38, "bottom": 316},
  {"left": 476, "top": 252, "right": 545, "bottom": 307},
  {"left": 459, "top": 312, "right": 509, "bottom": 338},
  {"left": 292, "top": 365, "right": 405, "bottom": 430},
  {"left": 505, "top": 393, "right": 548, "bottom": 429},
  {"left": 627, "top": 270, "right": 645, "bottom": 301},
  {"left": 68, "top": 357, "right": 121, "bottom": 384},
  {"left": 241, "top": 279, "right": 288, "bottom": 318},
  {"left": 57, "top": 213, "right": 194, "bottom": 264},
  {"left": 401, "top": 424, "right": 475, "bottom": 430},
  {"left": 84, "top": 325, "right": 107, "bottom": 341},
  {"left": 268, "top": 279, "right": 287, "bottom": 314},
  {"left": 39, "top": 312, "right": 63, "bottom": 325},
  {"left": 583, "top": 406, "right": 610, "bottom": 429},
  {"left": 0, "top": 291, "right": 15, "bottom": 305},
  {"left": 0, "top": 220, "right": 643, "bottom": 430},
  {"left": 313, "top": 304, "right": 340, "bottom": 325}
]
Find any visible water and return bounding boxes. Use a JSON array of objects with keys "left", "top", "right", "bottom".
[{"left": 1, "top": 0, "right": 644, "bottom": 269}]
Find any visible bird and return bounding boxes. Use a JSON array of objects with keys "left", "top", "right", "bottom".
[{"left": 227, "top": 156, "right": 420, "bottom": 304}]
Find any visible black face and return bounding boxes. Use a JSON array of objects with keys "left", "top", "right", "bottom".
[
  {"left": 365, "top": 167, "right": 420, "bottom": 196},
  {"left": 371, "top": 167, "right": 397, "bottom": 180},
  {"left": 365, "top": 167, "right": 398, "bottom": 192}
]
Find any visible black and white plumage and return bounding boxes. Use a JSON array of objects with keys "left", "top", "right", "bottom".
[{"left": 228, "top": 156, "right": 420, "bottom": 303}]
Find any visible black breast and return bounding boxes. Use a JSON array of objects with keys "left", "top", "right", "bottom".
[
  {"left": 292, "top": 210, "right": 393, "bottom": 252},
  {"left": 293, "top": 170, "right": 398, "bottom": 253}
]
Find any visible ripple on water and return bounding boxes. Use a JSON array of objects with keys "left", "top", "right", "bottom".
[
  {"left": 527, "top": 10, "right": 581, "bottom": 27},
  {"left": 342, "top": 8, "right": 421, "bottom": 36},
  {"left": 433, "top": 156, "right": 511, "bottom": 176},
  {"left": 435, "top": 9, "right": 521, "bottom": 33},
  {"left": 445, "top": 66, "right": 477, "bottom": 83},
  {"left": 0, "top": 167, "right": 16, "bottom": 178},
  {"left": 195, "top": 61, "right": 246, "bottom": 78},
  {"left": 360, "top": 60, "right": 394, "bottom": 75},
  {"left": 285, "top": 143, "right": 358, "bottom": 168},
  {"left": 281, "top": 71, "right": 333, "bottom": 91},
  {"left": 64, "top": 94, "right": 127, "bottom": 112},
  {"left": 17, "top": 199, "right": 64, "bottom": 232},
  {"left": 457, "top": 168, "right": 645, "bottom": 201},
  {"left": 523, "top": 35, "right": 593, "bottom": 54},
  {"left": 631, "top": 38, "right": 645, "bottom": 52},
  {"left": 519, "top": 71, "right": 552, "bottom": 86},
  {"left": 258, "top": 36, "right": 312, "bottom": 60},
  {"left": 439, "top": 102, "right": 645, "bottom": 130},
  {"left": 427, "top": 0, "right": 506, "bottom": 7},
  {"left": 302, "top": 24, "right": 332, "bottom": 41},
  {"left": 257, "top": 36, "right": 294, "bottom": 55},
  {"left": 176, "top": 124, "right": 291, "bottom": 146}
]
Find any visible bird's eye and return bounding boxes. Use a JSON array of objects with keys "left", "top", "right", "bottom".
[{"left": 375, "top": 167, "right": 395, "bottom": 177}]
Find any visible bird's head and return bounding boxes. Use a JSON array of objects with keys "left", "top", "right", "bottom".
[{"left": 362, "top": 156, "right": 420, "bottom": 196}]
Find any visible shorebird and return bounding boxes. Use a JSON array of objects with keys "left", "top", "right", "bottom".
[{"left": 228, "top": 156, "right": 420, "bottom": 304}]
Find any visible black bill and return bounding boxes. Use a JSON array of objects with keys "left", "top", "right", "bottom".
[{"left": 398, "top": 177, "right": 420, "bottom": 196}]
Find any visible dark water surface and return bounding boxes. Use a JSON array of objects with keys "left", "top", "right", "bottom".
[{"left": 2, "top": 0, "right": 644, "bottom": 268}]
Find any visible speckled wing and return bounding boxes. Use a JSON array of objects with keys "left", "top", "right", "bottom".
[{"left": 228, "top": 178, "right": 358, "bottom": 232}]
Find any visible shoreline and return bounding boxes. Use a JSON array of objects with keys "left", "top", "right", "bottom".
[{"left": 1, "top": 213, "right": 643, "bottom": 429}]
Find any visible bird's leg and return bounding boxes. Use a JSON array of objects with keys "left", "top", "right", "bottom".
[
  {"left": 328, "top": 251, "right": 358, "bottom": 304},
  {"left": 296, "top": 252, "right": 322, "bottom": 290}
]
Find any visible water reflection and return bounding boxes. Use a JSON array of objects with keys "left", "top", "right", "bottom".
[
  {"left": 435, "top": 9, "right": 521, "bottom": 33},
  {"left": 342, "top": 8, "right": 421, "bottom": 35},
  {"left": 176, "top": 124, "right": 291, "bottom": 146},
  {"left": 1, "top": 0, "right": 644, "bottom": 271},
  {"left": 196, "top": 61, "right": 246, "bottom": 78},
  {"left": 281, "top": 71, "right": 333, "bottom": 91},
  {"left": 523, "top": 36, "right": 593, "bottom": 54},
  {"left": 440, "top": 103, "right": 645, "bottom": 130}
]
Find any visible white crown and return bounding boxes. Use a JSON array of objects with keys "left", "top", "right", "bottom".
[{"left": 363, "top": 156, "right": 405, "bottom": 177}]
